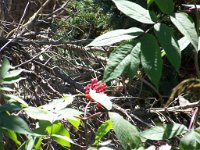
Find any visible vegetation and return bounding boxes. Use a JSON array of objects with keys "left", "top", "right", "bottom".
[{"left": 0, "top": 0, "right": 200, "bottom": 149}]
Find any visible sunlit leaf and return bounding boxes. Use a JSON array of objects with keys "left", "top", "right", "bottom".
[
  {"left": 103, "top": 42, "right": 140, "bottom": 82},
  {"left": 94, "top": 120, "right": 112, "bottom": 145},
  {"left": 88, "top": 27, "right": 143, "bottom": 46},
  {"left": 141, "top": 123, "right": 187, "bottom": 141},
  {"left": 180, "top": 129, "right": 200, "bottom": 150},
  {"left": 40, "top": 95, "right": 73, "bottom": 111},
  {"left": 109, "top": 112, "right": 141, "bottom": 149},
  {"left": 46, "top": 122, "right": 71, "bottom": 147},
  {"left": 112, "top": 0, "right": 156, "bottom": 24},
  {"left": 170, "top": 13, "right": 198, "bottom": 50},
  {"left": 178, "top": 36, "right": 190, "bottom": 51},
  {"left": 0, "top": 57, "right": 10, "bottom": 80},
  {"left": 89, "top": 89, "right": 112, "bottom": 110},
  {"left": 3, "top": 129, "right": 21, "bottom": 146},
  {"left": 4, "top": 69, "right": 23, "bottom": 79}
]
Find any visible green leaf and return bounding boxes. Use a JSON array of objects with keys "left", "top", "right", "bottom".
[
  {"left": 4, "top": 94, "right": 28, "bottom": 107},
  {"left": 140, "top": 34, "right": 162, "bottom": 88},
  {"left": 68, "top": 118, "right": 81, "bottom": 130},
  {"left": 24, "top": 107, "right": 55, "bottom": 123},
  {"left": 0, "top": 87, "right": 14, "bottom": 92},
  {"left": 109, "top": 112, "right": 141, "bottom": 149},
  {"left": 178, "top": 36, "right": 190, "bottom": 51},
  {"left": 56, "top": 108, "right": 82, "bottom": 120},
  {"left": 154, "top": 0, "right": 174, "bottom": 14},
  {"left": 180, "top": 130, "right": 200, "bottom": 150},
  {"left": 3, "top": 129, "right": 21, "bottom": 146},
  {"left": 46, "top": 122, "right": 71, "bottom": 147},
  {"left": 88, "top": 27, "right": 143, "bottom": 46},
  {"left": 0, "top": 58, "right": 10, "bottom": 80},
  {"left": 4, "top": 69, "right": 23, "bottom": 79},
  {"left": 0, "top": 102, "right": 23, "bottom": 113},
  {"left": 51, "top": 134, "right": 74, "bottom": 147},
  {"left": 2, "top": 77, "right": 26, "bottom": 84},
  {"left": 94, "top": 120, "right": 112, "bottom": 145},
  {"left": 40, "top": 95, "right": 73, "bottom": 111},
  {"left": 112, "top": 0, "right": 156, "bottom": 24},
  {"left": 0, "top": 114, "right": 32, "bottom": 135},
  {"left": 141, "top": 123, "right": 187, "bottom": 141},
  {"left": 103, "top": 42, "right": 141, "bottom": 82},
  {"left": 170, "top": 13, "right": 198, "bottom": 50},
  {"left": 154, "top": 23, "right": 181, "bottom": 71},
  {"left": 147, "top": 0, "right": 154, "bottom": 7},
  {"left": 89, "top": 90, "right": 113, "bottom": 110}
]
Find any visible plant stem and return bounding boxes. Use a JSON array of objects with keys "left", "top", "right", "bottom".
[{"left": 194, "top": 51, "right": 200, "bottom": 78}]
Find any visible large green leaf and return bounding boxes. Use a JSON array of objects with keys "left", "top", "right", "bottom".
[
  {"left": 2, "top": 77, "right": 26, "bottom": 84},
  {"left": 56, "top": 108, "right": 82, "bottom": 120},
  {"left": 154, "top": 23, "right": 181, "bottom": 71},
  {"left": 94, "top": 120, "right": 112, "bottom": 145},
  {"left": 0, "top": 114, "right": 32, "bottom": 135},
  {"left": 140, "top": 34, "right": 162, "bottom": 88},
  {"left": 46, "top": 122, "right": 71, "bottom": 147},
  {"left": 141, "top": 123, "right": 187, "bottom": 141},
  {"left": 40, "top": 95, "right": 73, "bottom": 111},
  {"left": 170, "top": 13, "right": 198, "bottom": 50},
  {"left": 112, "top": 0, "right": 156, "bottom": 24},
  {"left": 88, "top": 27, "right": 143, "bottom": 46},
  {"left": 24, "top": 107, "right": 55, "bottom": 123},
  {"left": 103, "top": 42, "right": 141, "bottom": 82},
  {"left": 109, "top": 112, "right": 141, "bottom": 150},
  {"left": 154, "top": 0, "right": 174, "bottom": 14},
  {"left": 180, "top": 129, "right": 200, "bottom": 150}
]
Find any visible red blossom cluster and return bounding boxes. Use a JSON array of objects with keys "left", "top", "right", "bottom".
[{"left": 84, "top": 78, "right": 107, "bottom": 107}]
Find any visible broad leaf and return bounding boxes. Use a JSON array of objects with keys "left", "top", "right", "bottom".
[
  {"left": 0, "top": 87, "right": 14, "bottom": 92},
  {"left": 103, "top": 42, "right": 141, "bottom": 82},
  {"left": 170, "top": 13, "right": 198, "bottom": 50},
  {"left": 180, "top": 129, "right": 200, "bottom": 150},
  {"left": 154, "top": 23, "right": 181, "bottom": 71},
  {"left": 178, "top": 36, "right": 190, "bottom": 51},
  {"left": 140, "top": 34, "right": 162, "bottom": 88},
  {"left": 2, "top": 77, "right": 26, "bottom": 84},
  {"left": 68, "top": 118, "right": 81, "bottom": 130},
  {"left": 0, "top": 114, "right": 32, "bottom": 135},
  {"left": 88, "top": 27, "right": 143, "bottom": 46},
  {"left": 94, "top": 120, "right": 112, "bottom": 145},
  {"left": 154, "top": 0, "right": 174, "bottom": 14},
  {"left": 56, "top": 108, "right": 82, "bottom": 120},
  {"left": 109, "top": 112, "right": 141, "bottom": 149},
  {"left": 46, "top": 122, "right": 71, "bottom": 147},
  {"left": 112, "top": 0, "right": 156, "bottom": 24},
  {"left": 141, "top": 123, "right": 187, "bottom": 141},
  {"left": 24, "top": 107, "right": 55, "bottom": 123},
  {"left": 4, "top": 94, "right": 28, "bottom": 107},
  {"left": 40, "top": 95, "right": 73, "bottom": 111},
  {"left": 89, "top": 89, "right": 112, "bottom": 110}
]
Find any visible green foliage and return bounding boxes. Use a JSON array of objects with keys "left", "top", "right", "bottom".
[
  {"left": 94, "top": 120, "right": 112, "bottom": 145},
  {"left": 109, "top": 112, "right": 141, "bottom": 150},
  {"left": 141, "top": 123, "right": 187, "bottom": 141}
]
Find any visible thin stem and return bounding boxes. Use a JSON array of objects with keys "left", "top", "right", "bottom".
[{"left": 194, "top": 51, "right": 200, "bottom": 78}]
